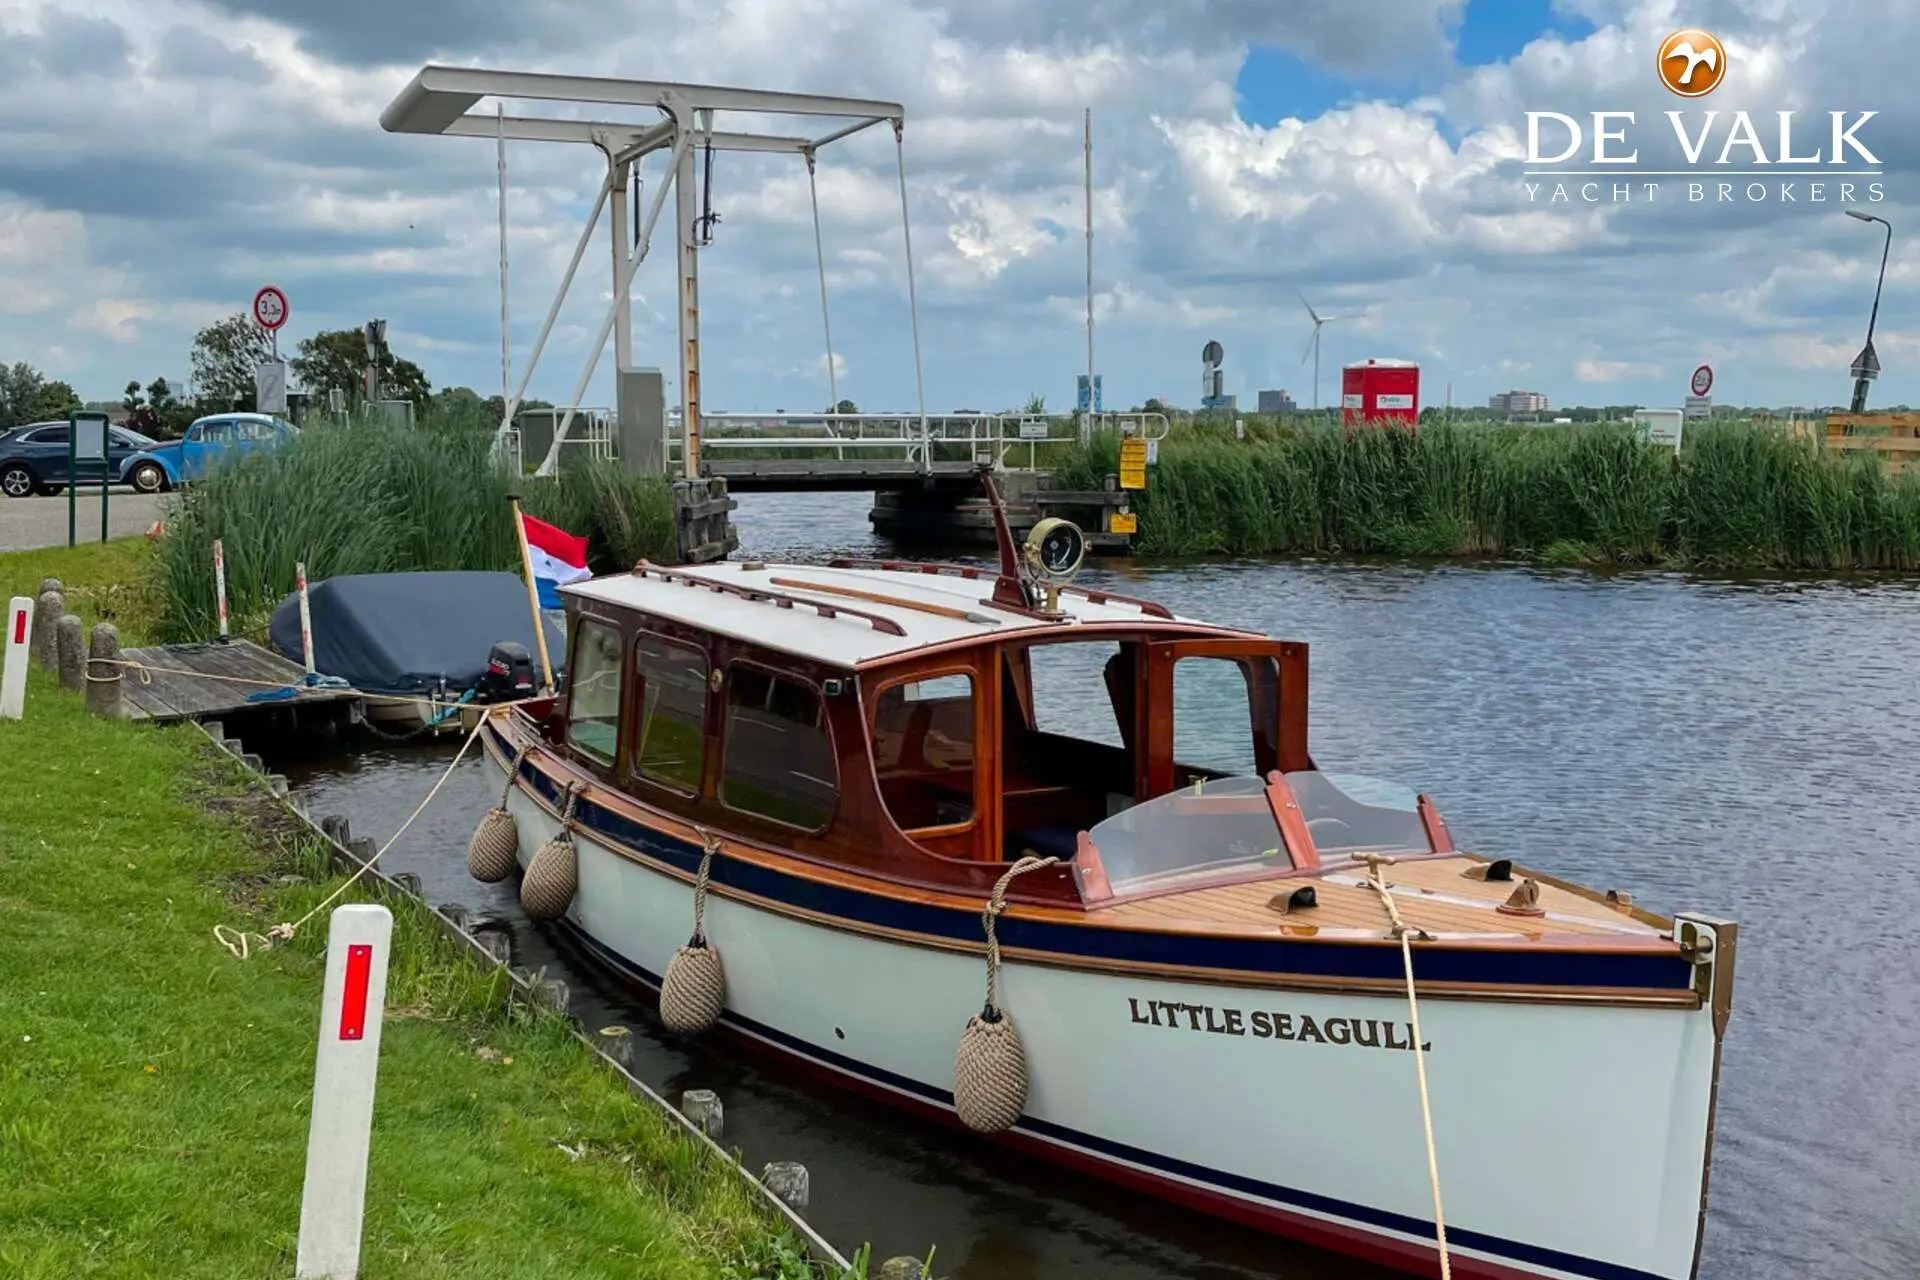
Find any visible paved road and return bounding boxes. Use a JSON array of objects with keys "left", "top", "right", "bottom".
[{"left": 0, "top": 491, "right": 167, "bottom": 552}]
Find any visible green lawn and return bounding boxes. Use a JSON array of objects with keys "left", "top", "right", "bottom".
[
  {"left": 0, "top": 540, "right": 838, "bottom": 1279},
  {"left": 0, "top": 537, "right": 161, "bottom": 645}
]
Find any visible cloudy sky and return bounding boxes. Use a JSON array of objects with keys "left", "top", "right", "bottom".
[{"left": 1, "top": 0, "right": 1915, "bottom": 415}]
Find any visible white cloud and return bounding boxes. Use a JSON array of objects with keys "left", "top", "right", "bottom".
[{"left": 0, "top": 0, "right": 1916, "bottom": 414}]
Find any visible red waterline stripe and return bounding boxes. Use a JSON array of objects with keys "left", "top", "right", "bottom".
[{"left": 338, "top": 944, "right": 372, "bottom": 1040}]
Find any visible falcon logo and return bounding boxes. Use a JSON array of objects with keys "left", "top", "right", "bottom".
[{"left": 1658, "top": 28, "right": 1726, "bottom": 97}]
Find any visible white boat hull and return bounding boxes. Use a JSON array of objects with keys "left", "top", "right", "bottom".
[{"left": 492, "top": 752, "right": 1724, "bottom": 1280}]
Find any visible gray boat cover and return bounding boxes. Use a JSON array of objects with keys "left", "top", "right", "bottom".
[{"left": 269, "top": 570, "right": 566, "bottom": 696}]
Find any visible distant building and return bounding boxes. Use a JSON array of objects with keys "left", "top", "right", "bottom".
[
  {"left": 1257, "top": 389, "right": 1297, "bottom": 413},
  {"left": 1489, "top": 390, "right": 1551, "bottom": 415}
]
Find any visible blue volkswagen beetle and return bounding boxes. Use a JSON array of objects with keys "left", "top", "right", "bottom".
[{"left": 122, "top": 412, "right": 299, "bottom": 492}]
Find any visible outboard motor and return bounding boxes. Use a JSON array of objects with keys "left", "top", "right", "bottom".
[{"left": 481, "top": 641, "right": 536, "bottom": 703}]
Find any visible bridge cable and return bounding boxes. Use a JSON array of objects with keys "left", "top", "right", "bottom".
[
  {"left": 806, "top": 151, "right": 840, "bottom": 414},
  {"left": 892, "top": 121, "right": 929, "bottom": 470}
]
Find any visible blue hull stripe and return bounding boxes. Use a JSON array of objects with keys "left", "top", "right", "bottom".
[
  {"left": 565, "top": 922, "right": 1670, "bottom": 1280},
  {"left": 497, "top": 731, "right": 1693, "bottom": 993}
]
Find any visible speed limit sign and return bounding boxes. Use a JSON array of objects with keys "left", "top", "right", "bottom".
[
  {"left": 253, "top": 285, "right": 290, "bottom": 332},
  {"left": 1690, "top": 364, "right": 1713, "bottom": 397}
]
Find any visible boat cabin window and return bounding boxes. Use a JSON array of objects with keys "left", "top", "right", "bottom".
[
  {"left": 566, "top": 619, "right": 624, "bottom": 765},
  {"left": 721, "top": 664, "right": 837, "bottom": 831},
  {"left": 873, "top": 672, "right": 976, "bottom": 831},
  {"left": 633, "top": 632, "right": 709, "bottom": 795},
  {"left": 1172, "top": 656, "right": 1264, "bottom": 780}
]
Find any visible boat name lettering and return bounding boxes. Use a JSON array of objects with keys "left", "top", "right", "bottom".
[{"left": 1126, "top": 997, "right": 1431, "bottom": 1051}]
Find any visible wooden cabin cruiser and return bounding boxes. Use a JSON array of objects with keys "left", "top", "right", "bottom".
[{"left": 469, "top": 488, "right": 1735, "bottom": 1280}]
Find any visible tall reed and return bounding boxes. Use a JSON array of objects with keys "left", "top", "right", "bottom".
[
  {"left": 1052, "top": 420, "right": 1920, "bottom": 570},
  {"left": 152, "top": 411, "right": 676, "bottom": 642}
]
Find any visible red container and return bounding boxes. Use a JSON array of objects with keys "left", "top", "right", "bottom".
[{"left": 1341, "top": 358, "right": 1419, "bottom": 427}]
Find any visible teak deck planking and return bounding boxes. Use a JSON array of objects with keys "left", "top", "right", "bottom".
[
  {"left": 117, "top": 640, "right": 366, "bottom": 725},
  {"left": 1100, "top": 857, "right": 1652, "bottom": 940}
]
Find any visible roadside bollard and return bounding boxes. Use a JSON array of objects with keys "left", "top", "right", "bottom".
[
  {"left": 2, "top": 597, "right": 30, "bottom": 720},
  {"left": 681, "top": 1089, "right": 724, "bottom": 1139},
  {"left": 295, "top": 904, "right": 394, "bottom": 1280},
  {"left": 31, "top": 590, "right": 62, "bottom": 669},
  {"left": 761, "top": 1161, "right": 810, "bottom": 1211},
  {"left": 880, "top": 1258, "right": 925, "bottom": 1280},
  {"left": 55, "top": 614, "right": 85, "bottom": 692},
  {"left": 597, "top": 1024, "right": 634, "bottom": 1068},
  {"left": 85, "top": 621, "right": 123, "bottom": 718}
]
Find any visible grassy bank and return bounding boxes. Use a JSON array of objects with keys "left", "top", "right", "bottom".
[
  {"left": 0, "top": 548, "right": 847, "bottom": 1279},
  {"left": 153, "top": 414, "right": 676, "bottom": 643},
  {"left": 0, "top": 538, "right": 161, "bottom": 644},
  {"left": 1052, "top": 420, "right": 1920, "bottom": 569}
]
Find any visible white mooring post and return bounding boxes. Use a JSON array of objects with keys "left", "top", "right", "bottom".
[
  {"left": 295, "top": 562, "right": 316, "bottom": 678},
  {"left": 213, "top": 538, "right": 231, "bottom": 644},
  {"left": 2, "top": 596, "right": 31, "bottom": 720},
  {"left": 296, "top": 904, "right": 394, "bottom": 1280}
]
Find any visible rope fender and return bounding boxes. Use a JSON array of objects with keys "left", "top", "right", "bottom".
[
  {"left": 520, "top": 784, "right": 580, "bottom": 921},
  {"left": 953, "top": 855, "right": 1058, "bottom": 1133},
  {"left": 660, "top": 830, "right": 727, "bottom": 1036},
  {"left": 467, "top": 744, "right": 529, "bottom": 883}
]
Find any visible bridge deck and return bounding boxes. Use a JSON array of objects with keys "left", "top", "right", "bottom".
[{"left": 702, "top": 458, "right": 985, "bottom": 491}]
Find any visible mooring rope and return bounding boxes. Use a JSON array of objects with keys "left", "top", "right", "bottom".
[
  {"left": 213, "top": 714, "right": 491, "bottom": 958},
  {"left": 979, "top": 855, "right": 1058, "bottom": 1017},
  {"left": 689, "top": 827, "right": 721, "bottom": 945},
  {"left": 1362, "top": 855, "right": 1453, "bottom": 1279},
  {"left": 98, "top": 657, "right": 491, "bottom": 715}
]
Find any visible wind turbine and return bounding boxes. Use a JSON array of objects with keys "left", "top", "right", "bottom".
[{"left": 1298, "top": 292, "right": 1358, "bottom": 410}]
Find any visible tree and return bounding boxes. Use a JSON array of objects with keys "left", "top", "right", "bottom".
[
  {"left": 0, "top": 362, "right": 47, "bottom": 430},
  {"left": 829, "top": 399, "right": 859, "bottom": 415},
  {"left": 22, "top": 380, "right": 80, "bottom": 423},
  {"left": 191, "top": 313, "right": 272, "bottom": 412},
  {"left": 1023, "top": 392, "right": 1047, "bottom": 415},
  {"left": 147, "top": 377, "right": 175, "bottom": 410},
  {"left": 289, "top": 328, "right": 430, "bottom": 410},
  {"left": 123, "top": 380, "right": 144, "bottom": 413}
]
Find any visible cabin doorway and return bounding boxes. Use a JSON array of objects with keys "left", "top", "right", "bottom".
[{"left": 997, "top": 638, "right": 1143, "bottom": 862}]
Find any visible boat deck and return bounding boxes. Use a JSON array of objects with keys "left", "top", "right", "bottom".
[{"left": 1099, "top": 854, "right": 1660, "bottom": 941}]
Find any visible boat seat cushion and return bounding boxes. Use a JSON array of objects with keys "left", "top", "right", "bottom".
[{"left": 1009, "top": 825, "right": 1080, "bottom": 860}]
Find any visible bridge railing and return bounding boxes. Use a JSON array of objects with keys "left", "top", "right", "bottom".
[{"left": 661, "top": 411, "right": 1169, "bottom": 473}]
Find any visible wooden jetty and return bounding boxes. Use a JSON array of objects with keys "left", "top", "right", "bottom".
[{"left": 117, "top": 639, "right": 365, "bottom": 727}]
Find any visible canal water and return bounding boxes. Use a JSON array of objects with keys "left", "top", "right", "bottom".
[{"left": 279, "top": 492, "right": 1920, "bottom": 1280}]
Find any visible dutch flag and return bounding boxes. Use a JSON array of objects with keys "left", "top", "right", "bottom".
[{"left": 520, "top": 511, "right": 591, "bottom": 608}]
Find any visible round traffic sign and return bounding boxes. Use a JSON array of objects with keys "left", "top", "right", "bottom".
[
  {"left": 1690, "top": 363, "right": 1713, "bottom": 396},
  {"left": 1202, "top": 340, "right": 1224, "bottom": 367},
  {"left": 253, "top": 285, "right": 290, "bottom": 332}
]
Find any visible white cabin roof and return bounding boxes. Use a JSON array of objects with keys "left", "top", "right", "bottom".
[{"left": 561, "top": 561, "right": 1219, "bottom": 667}]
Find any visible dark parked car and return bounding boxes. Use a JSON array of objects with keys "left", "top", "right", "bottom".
[{"left": 0, "top": 421, "right": 170, "bottom": 498}]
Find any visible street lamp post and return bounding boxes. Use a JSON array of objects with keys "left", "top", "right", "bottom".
[{"left": 1845, "top": 210, "right": 1892, "bottom": 414}]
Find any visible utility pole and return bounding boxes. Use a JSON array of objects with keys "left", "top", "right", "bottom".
[{"left": 1085, "top": 107, "right": 1095, "bottom": 416}]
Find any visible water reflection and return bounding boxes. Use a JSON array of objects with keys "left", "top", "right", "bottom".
[{"left": 279, "top": 492, "right": 1920, "bottom": 1280}]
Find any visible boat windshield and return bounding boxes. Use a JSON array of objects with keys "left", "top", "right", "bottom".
[{"left": 1083, "top": 771, "right": 1434, "bottom": 895}]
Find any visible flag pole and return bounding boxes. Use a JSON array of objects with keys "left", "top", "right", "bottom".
[{"left": 507, "top": 492, "right": 556, "bottom": 694}]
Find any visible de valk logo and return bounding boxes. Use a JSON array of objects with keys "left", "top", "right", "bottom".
[{"left": 1523, "top": 27, "right": 1883, "bottom": 206}]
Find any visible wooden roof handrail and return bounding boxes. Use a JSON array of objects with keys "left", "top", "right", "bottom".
[
  {"left": 825, "top": 557, "right": 1176, "bottom": 620},
  {"left": 768, "top": 575, "right": 1004, "bottom": 625},
  {"left": 631, "top": 560, "right": 908, "bottom": 636},
  {"left": 1056, "top": 582, "right": 1175, "bottom": 619}
]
